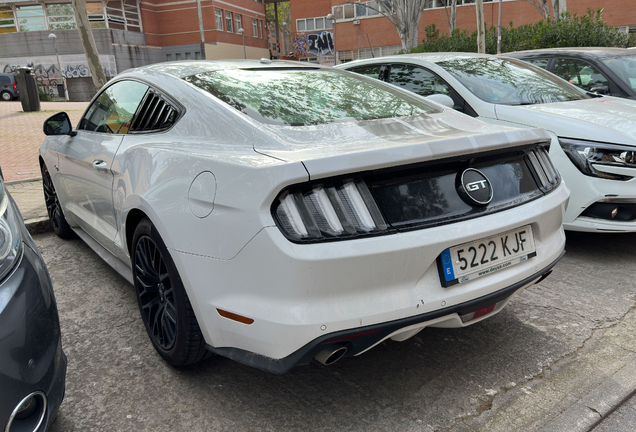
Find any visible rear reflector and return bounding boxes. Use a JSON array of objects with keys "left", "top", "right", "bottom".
[
  {"left": 472, "top": 304, "right": 496, "bottom": 320},
  {"left": 216, "top": 308, "right": 254, "bottom": 325},
  {"left": 461, "top": 303, "right": 497, "bottom": 323}
]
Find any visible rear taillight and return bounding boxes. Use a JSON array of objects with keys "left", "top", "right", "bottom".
[
  {"left": 273, "top": 178, "right": 390, "bottom": 243},
  {"left": 526, "top": 146, "right": 560, "bottom": 191},
  {"left": 13, "top": 82, "right": 16, "bottom": 91}
]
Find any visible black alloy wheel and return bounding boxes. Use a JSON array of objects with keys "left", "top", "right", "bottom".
[
  {"left": 41, "top": 164, "right": 75, "bottom": 239},
  {"left": 132, "top": 218, "right": 210, "bottom": 366},
  {"left": 135, "top": 234, "right": 177, "bottom": 351}
]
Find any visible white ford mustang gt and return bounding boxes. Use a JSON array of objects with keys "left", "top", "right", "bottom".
[
  {"left": 339, "top": 53, "right": 636, "bottom": 233},
  {"left": 39, "top": 60, "right": 568, "bottom": 373}
]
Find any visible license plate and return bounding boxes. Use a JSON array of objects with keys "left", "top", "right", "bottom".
[{"left": 437, "top": 225, "right": 536, "bottom": 287}]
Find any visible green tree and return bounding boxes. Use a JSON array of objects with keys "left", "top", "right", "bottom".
[{"left": 266, "top": 2, "right": 291, "bottom": 56}]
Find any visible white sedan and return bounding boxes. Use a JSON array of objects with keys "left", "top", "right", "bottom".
[
  {"left": 339, "top": 53, "right": 636, "bottom": 233},
  {"left": 39, "top": 60, "right": 568, "bottom": 373}
]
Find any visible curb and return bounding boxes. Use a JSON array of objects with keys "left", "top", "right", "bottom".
[
  {"left": 5, "top": 176, "right": 42, "bottom": 185},
  {"left": 539, "top": 358, "right": 636, "bottom": 432},
  {"left": 24, "top": 217, "right": 53, "bottom": 236}
]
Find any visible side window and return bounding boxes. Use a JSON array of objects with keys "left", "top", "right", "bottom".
[
  {"left": 0, "top": 75, "right": 10, "bottom": 85},
  {"left": 524, "top": 58, "right": 550, "bottom": 70},
  {"left": 79, "top": 80, "right": 148, "bottom": 134},
  {"left": 348, "top": 64, "right": 383, "bottom": 79},
  {"left": 388, "top": 64, "right": 452, "bottom": 97},
  {"left": 553, "top": 58, "right": 610, "bottom": 92}
]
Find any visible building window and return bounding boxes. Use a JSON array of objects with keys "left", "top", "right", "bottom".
[
  {"left": 296, "top": 16, "right": 332, "bottom": 32},
  {"left": 215, "top": 9, "right": 223, "bottom": 30},
  {"left": 16, "top": 5, "right": 46, "bottom": 32},
  {"left": 332, "top": 2, "right": 383, "bottom": 21},
  {"left": 195, "top": 51, "right": 200, "bottom": 59},
  {"left": 235, "top": 14, "right": 241, "bottom": 33},
  {"left": 0, "top": 7, "right": 17, "bottom": 33},
  {"left": 252, "top": 18, "right": 257, "bottom": 37},
  {"left": 106, "top": 0, "right": 125, "bottom": 30},
  {"left": 175, "top": 53, "right": 181, "bottom": 60},
  {"left": 185, "top": 52, "right": 191, "bottom": 59},
  {"left": 122, "top": 0, "right": 141, "bottom": 32},
  {"left": 166, "top": 53, "right": 172, "bottom": 61},
  {"left": 46, "top": 4, "right": 76, "bottom": 30},
  {"left": 225, "top": 11, "right": 233, "bottom": 32},
  {"left": 87, "top": 2, "right": 106, "bottom": 29},
  {"left": 259, "top": 20, "right": 264, "bottom": 38}
]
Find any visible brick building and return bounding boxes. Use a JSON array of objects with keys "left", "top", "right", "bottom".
[
  {"left": 0, "top": 0, "right": 269, "bottom": 100},
  {"left": 288, "top": 0, "right": 636, "bottom": 64}
]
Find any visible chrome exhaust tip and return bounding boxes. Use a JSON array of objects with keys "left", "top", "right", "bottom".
[
  {"left": 314, "top": 346, "right": 348, "bottom": 366},
  {"left": 6, "top": 391, "right": 47, "bottom": 432}
]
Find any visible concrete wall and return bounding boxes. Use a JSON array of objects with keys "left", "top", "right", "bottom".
[
  {"left": 66, "top": 77, "right": 97, "bottom": 102},
  {"left": 205, "top": 42, "right": 269, "bottom": 60},
  {"left": 0, "top": 28, "right": 161, "bottom": 70}
]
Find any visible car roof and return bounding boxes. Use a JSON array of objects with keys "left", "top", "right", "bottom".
[
  {"left": 507, "top": 47, "right": 634, "bottom": 59},
  {"left": 124, "top": 59, "right": 326, "bottom": 79},
  {"left": 340, "top": 52, "right": 500, "bottom": 69},
  {"left": 350, "top": 51, "right": 493, "bottom": 64}
]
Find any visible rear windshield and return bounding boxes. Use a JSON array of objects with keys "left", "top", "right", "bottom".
[
  {"left": 182, "top": 68, "right": 437, "bottom": 126},
  {"left": 437, "top": 57, "right": 588, "bottom": 105}
]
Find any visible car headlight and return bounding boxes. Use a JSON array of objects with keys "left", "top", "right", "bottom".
[
  {"left": 0, "top": 181, "right": 23, "bottom": 281},
  {"left": 560, "top": 138, "right": 636, "bottom": 181}
]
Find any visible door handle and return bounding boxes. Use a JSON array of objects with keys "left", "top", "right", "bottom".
[{"left": 92, "top": 160, "right": 108, "bottom": 170}]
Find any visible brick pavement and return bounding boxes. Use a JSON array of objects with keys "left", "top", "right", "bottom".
[{"left": 0, "top": 101, "right": 88, "bottom": 182}]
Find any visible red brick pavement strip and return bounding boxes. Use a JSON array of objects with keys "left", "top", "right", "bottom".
[{"left": 0, "top": 101, "right": 88, "bottom": 182}]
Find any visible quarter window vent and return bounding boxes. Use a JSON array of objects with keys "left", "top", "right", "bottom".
[{"left": 130, "top": 90, "right": 179, "bottom": 133}]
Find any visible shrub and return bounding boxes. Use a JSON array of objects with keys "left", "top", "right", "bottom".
[
  {"left": 38, "top": 87, "right": 52, "bottom": 102},
  {"left": 408, "top": 9, "right": 635, "bottom": 54}
]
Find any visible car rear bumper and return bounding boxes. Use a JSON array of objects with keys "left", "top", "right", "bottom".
[
  {"left": 204, "top": 250, "right": 564, "bottom": 374},
  {"left": 173, "top": 182, "right": 568, "bottom": 369}
]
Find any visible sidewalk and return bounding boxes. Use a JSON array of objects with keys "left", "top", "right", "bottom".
[
  {"left": 5, "top": 178, "right": 51, "bottom": 235},
  {"left": 0, "top": 101, "right": 88, "bottom": 182}
]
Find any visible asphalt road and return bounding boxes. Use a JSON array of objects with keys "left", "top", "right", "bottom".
[{"left": 36, "top": 231, "right": 636, "bottom": 432}]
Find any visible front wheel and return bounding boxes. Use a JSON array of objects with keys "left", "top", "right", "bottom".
[
  {"left": 131, "top": 218, "right": 210, "bottom": 366},
  {"left": 41, "top": 164, "right": 75, "bottom": 239}
]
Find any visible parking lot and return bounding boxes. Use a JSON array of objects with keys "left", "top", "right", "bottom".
[
  {"left": 35, "top": 230, "right": 636, "bottom": 432},
  {"left": 3, "top": 92, "right": 636, "bottom": 432}
]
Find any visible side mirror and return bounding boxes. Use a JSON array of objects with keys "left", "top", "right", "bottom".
[
  {"left": 43, "top": 112, "right": 77, "bottom": 136},
  {"left": 425, "top": 94, "right": 455, "bottom": 109},
  {"left": 590, "top": 86, "right": 609, "bottom": 95}
]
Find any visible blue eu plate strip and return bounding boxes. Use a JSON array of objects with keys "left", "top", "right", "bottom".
[{"left": 440, "top": 248, "right": 455, "bottom": 282}]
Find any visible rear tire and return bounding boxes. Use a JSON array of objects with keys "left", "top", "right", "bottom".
[
  {"left": 41, "top": 164, "right": 75, "bottom": 239},
  {"left": 131, "top": 218, "right": 211, "bottom": 366},
  {"left": 1, "top": 91, "right": 11, "bottom": 101}
]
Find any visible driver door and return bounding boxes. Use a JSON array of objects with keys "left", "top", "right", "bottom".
[{"left": 56, "top": 80, "right": 148, "bottom": 254}]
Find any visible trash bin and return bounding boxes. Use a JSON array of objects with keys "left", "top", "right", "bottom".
[{"left": 14, "top": 67, "right": 41, "bottom": 112}]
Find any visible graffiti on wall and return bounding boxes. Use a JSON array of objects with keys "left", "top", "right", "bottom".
[
  {"left": 1, "top": 54, "right": 117, "bottom": 98},
  {"left": 294, "top": 31, "right": 334, "bottom": 56}
]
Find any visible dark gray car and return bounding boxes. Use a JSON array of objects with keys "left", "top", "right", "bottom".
[
  {"left": 0, "top": 170, "right": 67, "bottom": 432},
  {"left": 0, "top": 73, "right": 19, "bottom": 101},
  {"left": 505, "top": 47, "right": 636, "bottom": 99}
]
